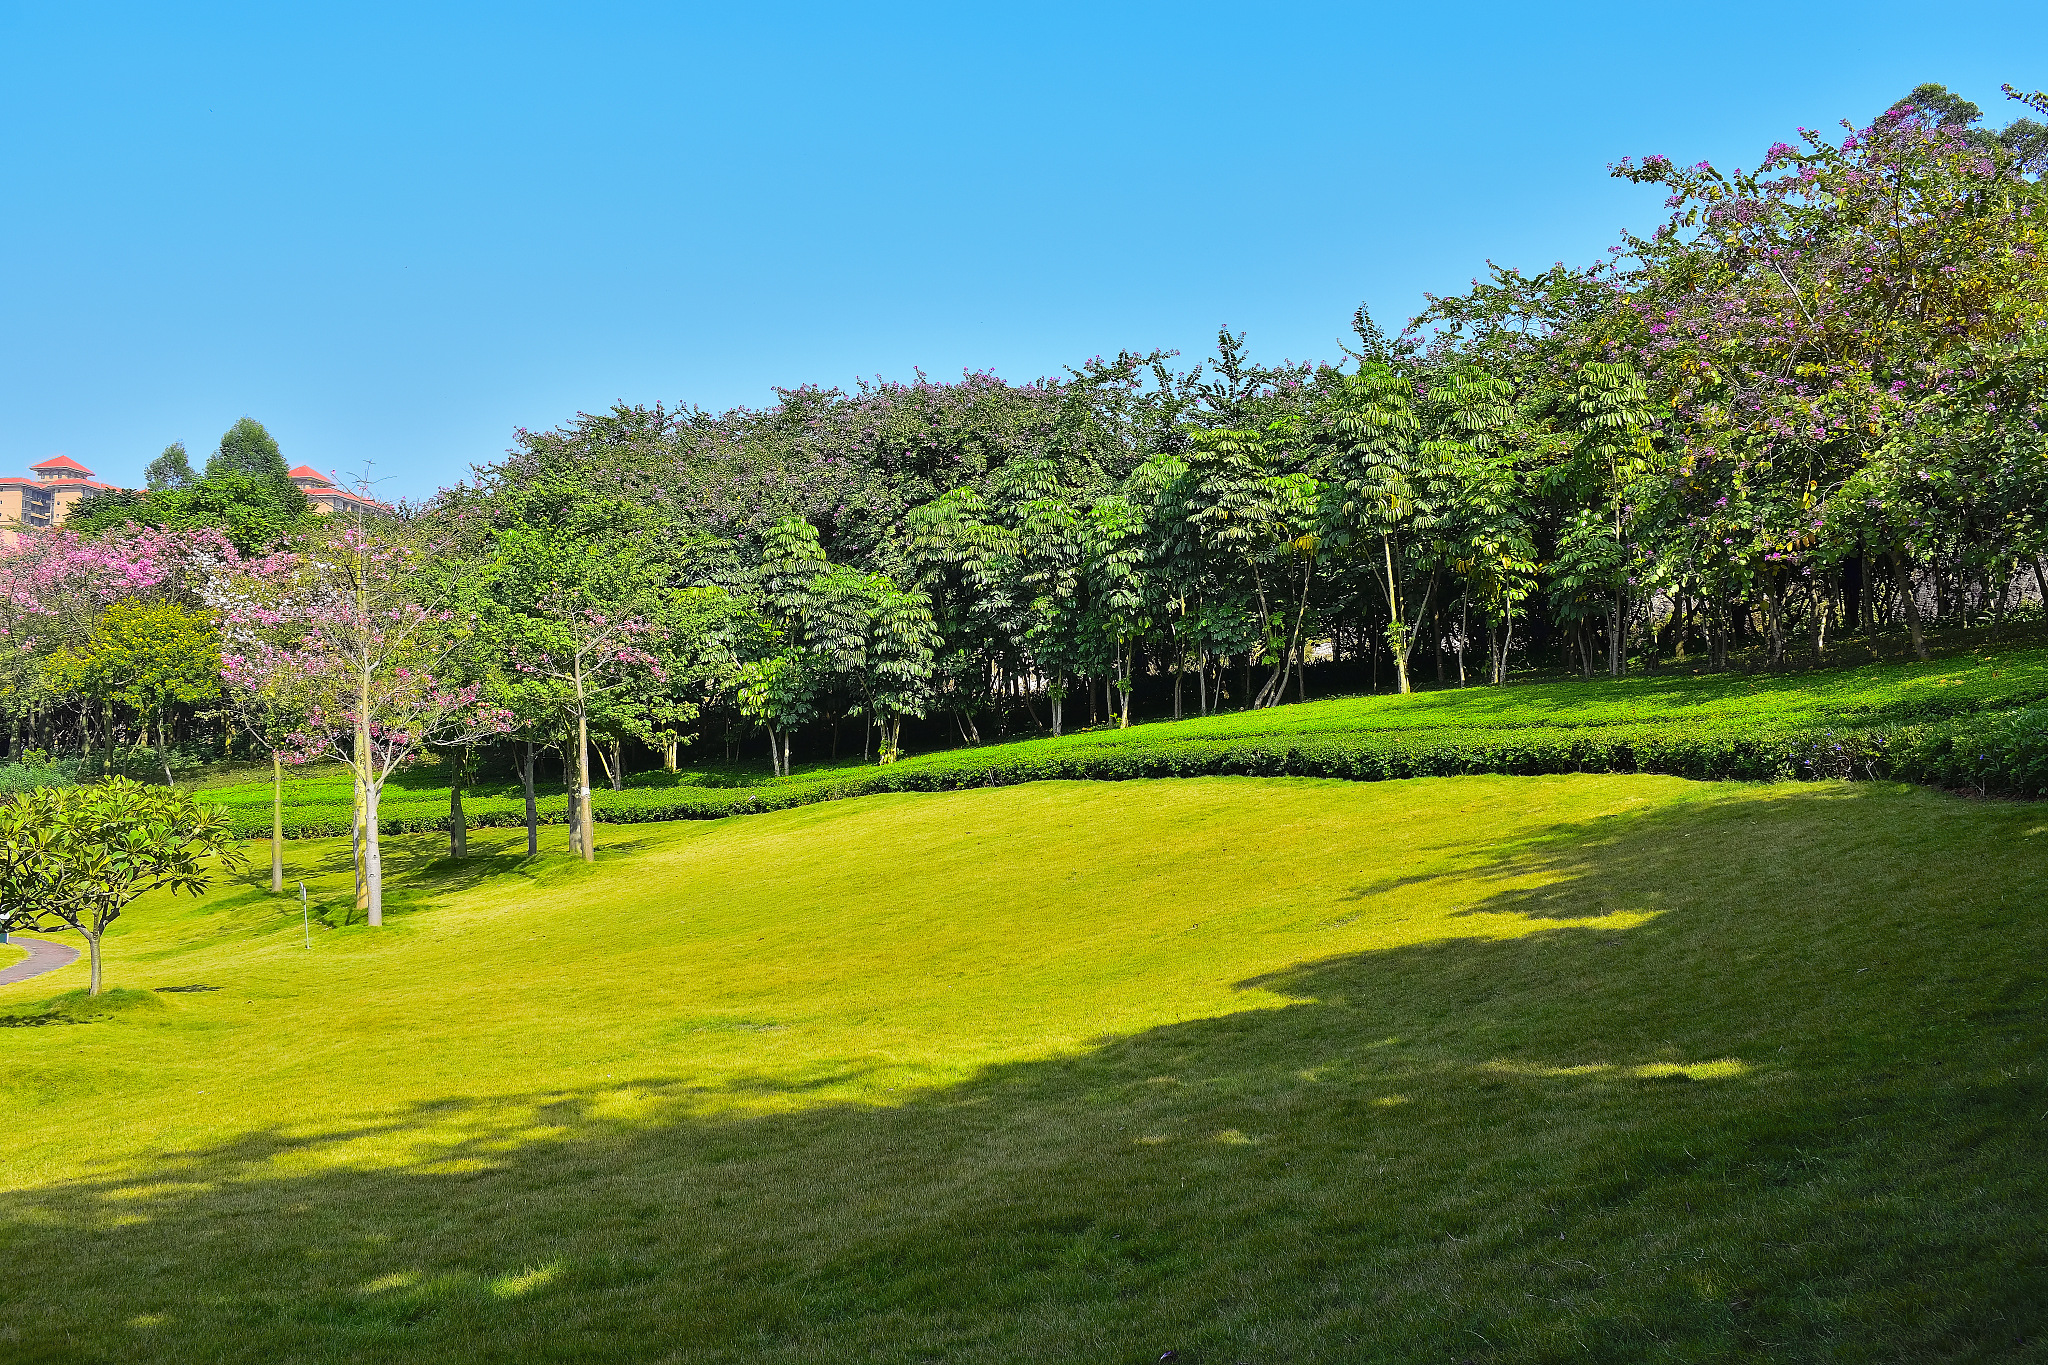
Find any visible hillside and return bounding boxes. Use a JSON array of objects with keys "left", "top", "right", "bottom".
[
  {"left": 3, "top": 774, "right": 2044, "bottom": 1361},
  {"left": 198, "top": 640, "right": 2048, "bottom": 839}
]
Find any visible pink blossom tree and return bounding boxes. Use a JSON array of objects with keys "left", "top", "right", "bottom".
[
  {"left": 0, "top": 527, "right": 238, "bottom": 762},
  {"left": 221, "top": 526, "right": 507, "bottom": 925}
]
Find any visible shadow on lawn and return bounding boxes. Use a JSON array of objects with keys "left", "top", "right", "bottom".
[{"left": 4, "top": 788, "right": 2046, "bottom": 1364}]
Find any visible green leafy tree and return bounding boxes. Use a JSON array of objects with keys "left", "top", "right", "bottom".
[
  {"left": 0, "top": 779, "right": 244, "bottom": 994},
  {"left": 44, "top": 600, "right": 222, "bottom": 785},
  {"left": 207, "top": 418, "right": 291, "bottom": 483},
  {"left": 1318, "top": 366, "right": 1443, "bottom": 694},
  {"left": 485, "top": 514, "right": 669, "bottom": 861},
  {"left": 144, "top": 442, "right": 196, "bottom": 490},
  {"left": 69, "top": 473, "right": 314, "bottom": 555}
]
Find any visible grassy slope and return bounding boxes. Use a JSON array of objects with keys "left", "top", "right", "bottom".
[
  {"left": 197, "top": 640, "right": 2048, "bottom": 837},
  {"left": 2, "top": 775, "right": 2044, "bottom": 1362}
]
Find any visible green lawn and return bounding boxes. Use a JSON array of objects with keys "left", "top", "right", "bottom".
[
  {"left": 3, "top": 774, "right": 2044, "bottom": 1361},
  {"left": 196, "top": 638, "right": 2048, "bottom": 837}
]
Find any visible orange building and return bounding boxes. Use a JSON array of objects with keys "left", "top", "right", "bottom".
[
  {"left": 288, "top": 465, "right": 393, "bottom": 516},
  {"left": 0, "top": 456, "right": 127, "bottom": 538},
  {"left": 0, "top": 456, "right": 389, "bottom": 543}
]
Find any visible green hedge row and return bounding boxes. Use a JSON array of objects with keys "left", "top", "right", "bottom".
[
  {"left": 219, "top": 704, "right": 2048, "bottom": 840},
  {"left": 1880, "top": 706, "right": 2048, "bottom": 797}
]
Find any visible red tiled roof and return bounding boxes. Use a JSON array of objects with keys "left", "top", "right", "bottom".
[
  {"left": 30, "top": 455, "right": 91, "bottom": 474},
  {"left": 287, "top": 465, "right": 334, "bottom": 484}
]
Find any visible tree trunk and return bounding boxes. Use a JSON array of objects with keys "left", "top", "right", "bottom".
[
  {"left": 448, "top": 746, "right": 468, "bottom": 860},
  {"left": 354, "top": 687, "right": 370, "bottom": 923},
  {"left": 1610, "top": 589, "right": 1626, "bottom": 676},
  {"left": 522, "top": 744, "right": 538, "bottom": 857},
  {"left": 155, "top": 708, "right": 174, "bottom": 787},
  {"left": 664, "top": 740, "right": 678, "bottom": 772},
  {"left": 574, "top": 657, "right": 595, "bottom": 861},
  {"left": 1456, "top": 597, "right": 1468, "bottom": 686},
  {"left": 1383, "top": 536, "right": 1411, "bottom": 695},
  {"left": 1888, "top": 552, "right": 1929, "bottom": 661},
  {"left": 348, "top": 794, "right": 362, "bottom": 926},
  {"left": 84, "top": 930, "right": 101, "bottom": 996},
  {"left": 364, "top": 779, "right": 384, "bottom": 925},
  {"left": 271, "top": 751, "right": 284, "bottom": 894}
]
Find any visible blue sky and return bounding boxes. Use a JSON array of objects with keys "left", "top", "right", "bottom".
[{"left": 2, "top": 2, "right": 2042, "bottom": 500}]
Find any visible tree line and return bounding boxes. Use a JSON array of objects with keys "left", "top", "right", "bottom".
[{"left": 0, "top": 82, "right": 2045, "bottom": 935}]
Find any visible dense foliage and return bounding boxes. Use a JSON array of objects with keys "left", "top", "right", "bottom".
[
  {"left": 1, "top": 82, "right": 2045, "bottom": 844},
  {"left": 414, "top": 83, "right": 2048, "bottom": 772}
]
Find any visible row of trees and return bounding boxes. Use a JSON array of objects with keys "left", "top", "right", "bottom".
[
  {"left": 437, "top": 84, "right": 2048, "bottom": 744},
  {"left": 0, "top": 82, "right": 2044, "bottom": 940}
]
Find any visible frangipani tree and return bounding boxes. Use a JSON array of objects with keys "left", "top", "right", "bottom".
[{"left": 0, "top": 779, "right": 243, "bottom": 994}]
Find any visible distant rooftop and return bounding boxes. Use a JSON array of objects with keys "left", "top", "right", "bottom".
[{"left": 30, "top": 455, "right": 92, "bottom": 480}]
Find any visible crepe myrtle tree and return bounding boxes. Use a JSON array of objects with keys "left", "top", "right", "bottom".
[{"left": 0, "top": 779, "right": 245, "bottom": 995}]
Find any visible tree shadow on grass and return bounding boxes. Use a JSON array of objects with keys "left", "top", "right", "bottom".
[{"left": 4, "top": 787, "right": 2046, "bottom": 1364}]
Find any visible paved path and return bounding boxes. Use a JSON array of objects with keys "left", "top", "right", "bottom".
[{"left": 0, "top": 937, "right": 80, "bottom": 986}]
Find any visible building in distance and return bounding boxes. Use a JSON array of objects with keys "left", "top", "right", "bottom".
[
  {"left": 0, "top": 457, "right": 393, "bottom": 540},
  {"left": 0, "top": 456, "right": 126, "bottom": 538},
  {"left": 288, "top": 466, "right": 393, "bottom": 517}
]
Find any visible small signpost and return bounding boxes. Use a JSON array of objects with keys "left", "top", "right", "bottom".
[{"left": 301, "top": 881, "right": 310, "bottom": 948}]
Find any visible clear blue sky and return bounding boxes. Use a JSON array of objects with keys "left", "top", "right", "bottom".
[{"left": 3, "top": 3, "right": 2042, "bottom": 500}]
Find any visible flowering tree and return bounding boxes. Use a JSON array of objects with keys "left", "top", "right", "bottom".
[
  {"left": 0, "top": 527, "right": 237, "bottom": 760},
  {"left": 221, "top": 526, "right": 508, "bottom": 925},
  {"left": 1612, "top": 93, "right": 2048, "bottom": 660},
  {"left": 209, "top": 559, "right": 323, "bottom": 891}
]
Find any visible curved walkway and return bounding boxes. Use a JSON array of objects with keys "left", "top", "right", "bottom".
[{"left": 0, "top": 937, "right": 80, "bottom": 986}]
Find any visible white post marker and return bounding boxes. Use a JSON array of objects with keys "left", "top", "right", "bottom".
[{"left": 301, "top": 881, "right": 310, "bottom": 948}]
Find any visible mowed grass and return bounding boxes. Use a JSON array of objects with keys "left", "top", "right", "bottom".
[
  {"left": 1, "top": 775, "right": 2045, "bottom": 1362},
  {"left": 195, "top": 638, "right": 2048, "bottom": 837}
]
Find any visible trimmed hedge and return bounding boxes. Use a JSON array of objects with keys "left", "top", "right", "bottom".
[
  {"left": 217, "top": 717, "right": 1949, "bottom": 839},
  {"left": 1881, "top": 706, "right": 2048, "bottom": 798},
  {"left": 206, "top": 646, "right": 2048, "bottom": 839}
]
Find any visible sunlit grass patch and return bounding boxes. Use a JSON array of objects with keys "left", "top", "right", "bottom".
[{"left": 0, "top": 774, "right": 2043, "bottom": 1361}]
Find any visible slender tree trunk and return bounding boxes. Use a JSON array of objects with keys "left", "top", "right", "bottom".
[
  {"left": 449, "top": 746, "right": 468, "bottom": 860},
  {"left": 348, "top": 793, "right": 362, "bottom": 926},
  {"left": 84, "top": 930, "right": 101, "bottom": 996},
  {"left": 522, "top": 744, "right": 538, "bottom": 857},
  {"left": 155, "top": 708, "right": 174, "bottom": 787},
  {"left": 1383, "top": 536, "right": 1411, "bottom": 695},
  {"left": 664, "top": 740, "right": 678, "bottom": 772},
  {"left": 1888, "top": 552, "right": 1929, "bottom": 661},
  {"left": 364, "top": 779, "right": 384, "bottom": 922},
  {"left": 574, "top": 662, "right": 595, "bottom": 862},
  {"left": 355, "top": 672, "right": 371, "bottom": 923},
  {"left": 271, "top": 750, "right": 284, "bottom": 894}
]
